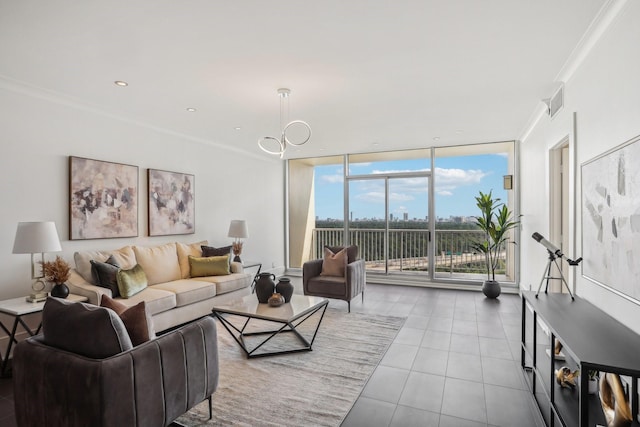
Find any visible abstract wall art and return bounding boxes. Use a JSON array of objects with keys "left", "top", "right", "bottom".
[
  {"left": 148, "top": 169, "right": 195, "bottom": 236},
  {"left": 581, "top": 134, "right": 640, "bottom": 304},
  {"left": 69, "top": 156, "right": 139, "bottom": 240}
]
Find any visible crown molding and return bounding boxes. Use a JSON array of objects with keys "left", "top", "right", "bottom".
[
  {"left": 518, "top": 0, "right": 628, "bottom": 143},
  {"left": 0, "top": 74, "right": 276, "bottom": 162}
]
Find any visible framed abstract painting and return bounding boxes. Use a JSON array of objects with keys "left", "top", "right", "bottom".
[
  {"left": 148, "top": 169, "right": 195, "bottom": 236},
  {"left": 69, "top": 156, "right": 139, "bottom": 240},
  {"left": 581, "top": 133, "right": 640, "bottom": 305}
]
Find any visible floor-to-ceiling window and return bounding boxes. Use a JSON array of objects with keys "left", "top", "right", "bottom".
[{"left": 287, "top": 141, "right": 518, "bottom": 288}]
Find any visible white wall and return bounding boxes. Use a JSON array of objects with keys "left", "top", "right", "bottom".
[
  {"left": 520, "top": 1, "right": 640, "bottom": 332},
  {"left": 0, "top": 81, "right": 285, "bottom": 303}
]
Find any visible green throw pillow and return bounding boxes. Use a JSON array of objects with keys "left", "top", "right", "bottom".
[
  {"left": 189, "top": 255, "right": 230, "bottom": 277},
  {"left": 116, "top": 264, "right": 148, "bottom": 298}
]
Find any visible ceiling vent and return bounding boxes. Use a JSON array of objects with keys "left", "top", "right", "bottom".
[{"left": 543, "top": 84, "right": 564, "bottom": 119}]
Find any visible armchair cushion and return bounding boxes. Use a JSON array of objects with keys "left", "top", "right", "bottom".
[
  {"left": 320, "top": 246, "right": 347, "bottom": 277},
  {"left": 42, "top": 297, "right": 133, "bottom": 359}
]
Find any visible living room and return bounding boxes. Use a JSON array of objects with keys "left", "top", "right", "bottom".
[{"left": 1, "top": 1, "right": 640, "bottom": 426}]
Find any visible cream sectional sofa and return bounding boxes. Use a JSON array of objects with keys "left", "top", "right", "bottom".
[{"left": 66, "top": 241, "right": 252, "bottom": 332}]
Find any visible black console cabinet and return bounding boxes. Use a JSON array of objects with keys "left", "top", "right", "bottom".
[{"left": 521, "top": 291, "right": 640, "bottom": 427}]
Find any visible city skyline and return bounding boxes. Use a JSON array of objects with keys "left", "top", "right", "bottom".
[{"left": 314, "top": 154, "right": 509, "bottom": 220}]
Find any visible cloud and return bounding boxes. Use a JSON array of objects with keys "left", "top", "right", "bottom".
[
  {"left": 437, "top": 190, "right": 453, "bottom": 196},
  {"left": 321, "top": 174, "right": 343, "bottom": 184},
  {"left": 356, "top": 192, "right": 414, "bottom": 203}
]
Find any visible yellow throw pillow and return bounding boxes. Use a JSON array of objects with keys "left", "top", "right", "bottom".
[
  {"left": 320, "top": 247, "right": 347, "bottom": 277},
  {"left": 189, "top": 255, "right": 230, "bottom": 277},
  {"left": 116, "top": 264, "right": 148, "bottom": 298}
]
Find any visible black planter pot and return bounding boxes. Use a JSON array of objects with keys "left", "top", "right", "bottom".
[
  {"left": 482, "top": 280, "right": 501, "bottom": 299},
  {"left": 50, "top": 283, "right": 69, "bottom": 299},
  {"left": 275, "top": 277, "right": 294, "bottom": 303}
]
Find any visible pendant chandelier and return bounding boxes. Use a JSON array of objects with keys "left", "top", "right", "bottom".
[{"left": 258, "top": 88, "right": 311, "bottom": 158}]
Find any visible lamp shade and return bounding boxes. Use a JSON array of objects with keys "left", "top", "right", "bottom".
[
  {"left": 12, "top": 222, "right": 62, "bottom": 254},
  {"left": 227, "top": 220, "right": 249, "bottom": 239}
]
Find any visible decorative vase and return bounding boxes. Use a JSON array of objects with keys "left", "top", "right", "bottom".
[
  {"left": 255, "top": 273, "right": 276, "bottom": 303},
  {"left": 50, "top": 283, "right": 69, "bottom": 299},
  {"left": 482, "top": 280, "right": 501, "bottom": 298},
  {"left": 275, "top": 277, "right": 294, "bottom": 303},
  {"left": 268, "top": 293, "right": 285, "bottom": 307}
]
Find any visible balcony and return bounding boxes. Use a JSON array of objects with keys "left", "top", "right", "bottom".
[{"left": 311, "top": 228, "right": 514, "bottom": 283}]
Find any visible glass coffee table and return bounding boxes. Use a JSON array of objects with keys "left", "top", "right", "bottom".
[{"left": 211, "top": 294, "right": 328, "bottom": 358}]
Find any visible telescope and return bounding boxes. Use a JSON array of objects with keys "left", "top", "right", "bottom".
[
  {"left": 532, "top": 232, "right": 582, "bottom": 266},
  {"left": 532, "top": 232, "right": 582, "bottom": 299}
]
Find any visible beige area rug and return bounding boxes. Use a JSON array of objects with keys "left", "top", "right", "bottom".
[{"left": 175, "top": 308, "right": 405, "bottom": 426}]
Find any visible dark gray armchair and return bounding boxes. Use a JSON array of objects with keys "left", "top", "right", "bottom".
[
  {"left": 13, "top": 299, "right": 218, "bottom": 427},
  {"left": 303, "top": 245, "right": 366, "bottom": 312}
]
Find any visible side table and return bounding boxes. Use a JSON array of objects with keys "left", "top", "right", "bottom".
[
  {"left": 0, "top": 294, "right": 88, "bottom": 377},
  {"left": 242, "top": 261, "right": 262, "bottom": 292}
]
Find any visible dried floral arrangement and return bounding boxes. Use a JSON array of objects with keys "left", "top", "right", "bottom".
[{"left": 40, "top": 256, "right": 71, "bottom": 284}]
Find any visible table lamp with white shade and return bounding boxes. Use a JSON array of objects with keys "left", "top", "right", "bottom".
[
  {"left": 12, "top": 221, "right": 62, "bottom": 302},
  {"left": 227, "top": 220, "right": 249, "bottom": 263}
]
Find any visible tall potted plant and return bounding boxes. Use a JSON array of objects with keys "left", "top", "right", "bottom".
[{"left": 472, "top": 190, "right": 519, "bottom": 298}]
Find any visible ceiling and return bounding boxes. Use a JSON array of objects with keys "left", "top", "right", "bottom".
[{"left": 0, "top": 0, "right": 609, "bottom": 159}]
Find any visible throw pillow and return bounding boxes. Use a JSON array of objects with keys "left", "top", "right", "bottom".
[
  {"left": 90, "top": 255, "right": 121, "bottom": 297},
  {"left": 189, "top": 254, "right": 230, "bottom": 277},
  {"left": 176, "top": 240, "right": 208, "bottom": 279},
  {"left": 116, "top": 264, "right": 148, "bottom": 298},
  {"left": 320, "top": 247, "right": 347, "bottom": 277},
  {"left": 326, "top": 245, "right": 359, "bottom": 263},
  {"left": 201, "top": 245, "right": 232, "bottom": 259},
  {"left": 100, "top": 295, "right": 155, "bottom": 346},
  {"left": 42, "top": 297, "right": 133, "bottom": 358}
]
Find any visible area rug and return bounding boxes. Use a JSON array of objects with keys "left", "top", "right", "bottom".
[{"left": 175, "top": 308, "right": 405, "bottom": 426}]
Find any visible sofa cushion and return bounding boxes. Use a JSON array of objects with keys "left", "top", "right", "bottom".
[
  {"left": 133, "top": 243, "right": 181, "bottom": 285},
  {"left": 74, "top": 246, "right": 136, "bottom": 284},
  {"left": 197, "top": 273, "right": 252, "bottom": 295},
  {"left": 117, "top": 264, "right": 148, "bottom": 298},
  {"left": 110, "top": 287, "right": 177, "bottom": 316},
  {"left": 100, "top": 295, "right": 155, "bottom": 346},
  {"left": 176, "top": 240, "right": 208, "bottom": 279},
  {"left": 152, "top": 279, "right": 217, "bottom": 308},
  {"left": 320, "top": 247, "right": 347, "bottom": 277},
  {"left": 189, "top": 255, "right": 230, "bottom": 277},
  {"left": 42, "top": 297, "right": 133, "bottom": 358},
  {"left": 90, "top": 255, "right": 121, "bottom": 297}
]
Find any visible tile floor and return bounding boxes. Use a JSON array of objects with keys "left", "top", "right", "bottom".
[
  {"left": 338, "top": 283, "right": 544, "bottom": 427},
  {"left": 0, "top": 282, "right": 544, "bottom": 427}
]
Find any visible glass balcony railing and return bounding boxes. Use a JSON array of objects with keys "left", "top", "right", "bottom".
[{"left": 311, "top": 228, "right": 514, "bottom": 282}]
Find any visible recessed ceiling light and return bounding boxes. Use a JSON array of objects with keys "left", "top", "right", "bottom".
[
  {"left": 373, "top": 142, "right": 379, "bottom": 146},
  {"left": 114, "top": 81, "right": 128, "bottom": 87},
  {"left": 234, "top": 127, "right": 242, "bottom": 131},
  {"left": 433, "top": 137, "right": 440, "bottom": 141},
  {"left": 186, "top": 108, "right": 197, "bottom": 112}
]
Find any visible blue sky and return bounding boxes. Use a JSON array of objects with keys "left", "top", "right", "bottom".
[{"left": 314, "top": 154, "right": 509, "bottom": 220}]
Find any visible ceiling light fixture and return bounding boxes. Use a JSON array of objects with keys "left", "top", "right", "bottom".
[
  {"left": 258, "top": 88, "right": 311, "bottom": 158},
  {"left": 114, "top": 80, "right": 128, "bottom": 87},
  {"left": 186, "top": 107, "right": 197, "bottom": 112}
]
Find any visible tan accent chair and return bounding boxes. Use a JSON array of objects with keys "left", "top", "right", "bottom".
[{"left": 303, "top": 245, "right": 366, "bottom": 312}]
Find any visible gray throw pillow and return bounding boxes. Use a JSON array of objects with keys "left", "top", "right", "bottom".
[
  {"left": 201, "top": 245, "right": 232, "bottom": 258},
  {"left": 42, "top": 297, "right": 133, "bottom": 359},
  {"left": 90, "top": 255, "right": 121, "bottom": 297}
]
